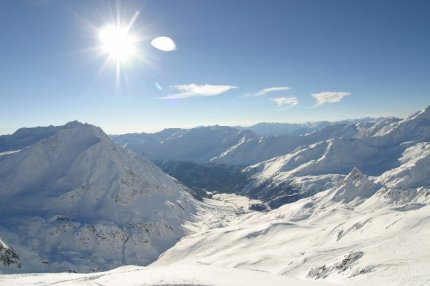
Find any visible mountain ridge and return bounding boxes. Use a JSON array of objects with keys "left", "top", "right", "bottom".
[{"left": 0, "top": 121, "right": 198, "bottom": 273}]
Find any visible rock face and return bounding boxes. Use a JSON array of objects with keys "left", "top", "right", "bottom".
[
  {"left": 0, "top": 122, "right": 197, "bottom": 273},
  {"left": 0, "top": 240, "right": 21, "bottom": 269}
]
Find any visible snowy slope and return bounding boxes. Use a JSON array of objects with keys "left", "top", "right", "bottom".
[
  {"left": 141, "top": 107, "right": 430, "bottom": 285},
  {"left": 0, "top": 264, "right": 331, "bottom": 286},
  {"left": 0, "top": 121, "right": 197, "bottom": 273},
  {"left": 245, "top": 106, "right": 430, "bottom": 201},
  {"left": 153, "top": 172, "right": 430, "bottom": 285},
  {"left": 2, "top": 185, "right": 429, "bottom": 285}
]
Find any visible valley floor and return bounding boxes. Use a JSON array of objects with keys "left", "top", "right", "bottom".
[{"left": 1, "top": 193, "right": 430, "bottom": 285}]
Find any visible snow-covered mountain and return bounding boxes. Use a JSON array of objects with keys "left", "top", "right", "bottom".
[
  {"left": 152, "top": 168, "right": 430, "bottom": 285},
  {"left": 0, "top": 121, "right": 197, "bottom": 273},
  {"left": 1, "top": 106, "right": 429, "bottom": 285},
  {"left": 113, "top": 108, "right": 428, "bottom": 209},
  {"left": 112, "top": 125, "right": 257, "bottom": 164},
  {"left": 246, "top": 106, "right": 430, "bottom": 201},
  {"left": 235, "top": 118, "right": 399, "bottom": 137},
  {"left": 235, "top": 122, "right": 331, "bottom": 136},
  {"left": 113, "top": 118, "right": 398, "bottom": 167}
]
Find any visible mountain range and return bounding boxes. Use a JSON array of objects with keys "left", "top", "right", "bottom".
[{"left": 1, "top": 106, "right": 430, "bottom": 285}]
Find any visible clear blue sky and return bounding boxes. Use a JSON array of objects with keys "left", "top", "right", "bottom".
[{"left": 1, "top": 0, "right": 429, "bottom": 134}]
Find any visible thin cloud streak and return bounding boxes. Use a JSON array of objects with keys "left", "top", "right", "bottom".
[
  {"left": 256, "top": 86, "right": 291, "bottom": 96},
  {"left": 271, "top": 96, "right": 299, "bottom": 107},
  {"left": 159, "top": 84, "right": 237, "bottom": 99},
  {"left": 312, "top": 91, "right": 351, "bottom": 106}
]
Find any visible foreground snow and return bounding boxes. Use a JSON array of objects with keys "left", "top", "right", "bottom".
[
  {"left": 0, "top": 264, "right": 330, "bottom": 286},
  {"left": 2, "top": 191, "right": 429, "bottom": 285},
  {"left": 154, "top": 191, "right": 430, "bottom": 286}
]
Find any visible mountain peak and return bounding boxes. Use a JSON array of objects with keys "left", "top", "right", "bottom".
[
  {"left": 0, "top": 123, "right": 197, "bottom": 272},
  {"left": 64, "top": 120, "right": 86, "bottom": 128},
  {"left": 345, "top": 167, "right": 363, "bottom": 182},
  {"left": 331, "top": 168, "right": 379, "bottom": 203}
]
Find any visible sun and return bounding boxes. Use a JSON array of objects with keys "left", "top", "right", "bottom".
[{"left": 98, "top": 25, "right": 137, "bottom": 63}]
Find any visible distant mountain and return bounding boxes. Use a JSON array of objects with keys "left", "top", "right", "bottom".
[
  {"left": 0, "top": 125, "right": 59, "bottom": 152},
  {"left": 113, "top": 119, "right": 398, "bottom": 167},
  {"left": 235, "top": 118, "right": 399, "bottom": 137},
  {"left": 112, "top": 125, "right": 257, "bottom": 164},
  {"left": 245, "top": 106, "right": 430, "bottom": 205},
  {"left": 235, "top": 122, "right": 331, "bottom": 136},
  {"left": 0, "top": 121, "right": 197, "bottom": 273},
  {"left": 113, "top": 107, "right": 429, "bottom": 210}
]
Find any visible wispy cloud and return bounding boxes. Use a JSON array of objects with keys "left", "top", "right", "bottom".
[
  {"left": 256, "top": 86, "right": 291, "bottom": 96},
  {"left": 271, "top": 96, "right": 299, "bottom": 107},
  {"left": 311, "top": 91, "right": 351, "bottom": 106},
  {"left": 160, "top": 84, "right": 237, "bottom": 99}
]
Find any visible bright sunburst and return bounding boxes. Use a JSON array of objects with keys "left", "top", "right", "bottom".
[
  {"left": 91, "top": 8, "right": 176, "bottom": 87},
  {"left": 98, "top": 25, "right": 137, "bottom": 63},
  {"left": 97, "top": 10, "right": 140, "bottom": 68}
]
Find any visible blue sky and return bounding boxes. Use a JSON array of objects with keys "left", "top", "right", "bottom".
[{"left": 1, "top": 0, "right": 429, "bottom": 134}]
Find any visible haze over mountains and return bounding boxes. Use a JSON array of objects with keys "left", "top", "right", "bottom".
[
  {"left": 112, "top": 117, "right": 401, "bottom": 167},
  {"left": 1, "top": 106, "right": 430, "bottom": 285}
]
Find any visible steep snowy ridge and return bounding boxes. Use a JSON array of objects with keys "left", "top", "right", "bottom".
[
  {"left": 330, "top": 168, "right": 380, "bottom": 204},
  {"left": 377, "top": 142, "right": 430, "bottom": 190},
  {"left": 247, "top": 106, "right": 430, "bottom": 200},
  {"left": 372, "top": 106, "right": 430, "bottom": 143},
  {"left": 0, "top": 122, "right": 197, "bottom": 273}
]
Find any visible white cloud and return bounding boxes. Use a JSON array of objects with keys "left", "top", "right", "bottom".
[
  {"left": 270, "top": 96, "right": 299, "bottom": 107},
  {"left": 256, "top": 86, "right": 291, "bottom": 96},
  {"left": 151, "top": 37, "right": 176, "bottom": 52},
  {"left": 311, "top": 91, "right": 351, "bottom": 106},
  {"left": 160, "top": 84, "right": 237, "bottom": 99}
]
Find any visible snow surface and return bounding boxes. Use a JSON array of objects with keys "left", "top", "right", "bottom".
[
  {"left": 0, "top": 122, "right": 198, "bottom": 273},
  {"left": 3, "top": 187, "right": 429, "bottom": 285},
  {"left": 0, "top": 264, "right": 330, "bottom": 286},
  {"left": 154, "top": 189, "right": 430, "bottom": 285}
]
